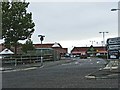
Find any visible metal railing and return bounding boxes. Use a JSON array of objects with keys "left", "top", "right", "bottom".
[{"left": 1, "top": 55, "right": 54, "bottom": 66}]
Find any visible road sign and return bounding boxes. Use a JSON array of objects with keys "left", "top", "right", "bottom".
[
  {"left": 107, "top": 37, "right": 120, "bottom": 59},
  {"left": 108, "top": 50, "right": 119, "bottom": 59},
  {"left": 107, "top": 37, "right": 120, "bottom": 45},
  {"left": 108, "top": 45, "right": 120, "bottom": 50}
]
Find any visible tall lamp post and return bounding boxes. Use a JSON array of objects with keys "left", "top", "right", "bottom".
[
  {"left": 38, "top": 35, "right": 45, "bottom": 66},
  {"left": 111, "top": 8, "right": 120, "bottom": 36},
  {"left": 99, "top": 32, "right": 109, "bottom": 46},
  {"left": 90, "top": 40, "right": 95, "bottom": 46},
  {"left": 99, "top": 32, "right": 108, "bottom": 55},
  {"left": 111, "top": 9, "right": 120, "bottom": 11}
]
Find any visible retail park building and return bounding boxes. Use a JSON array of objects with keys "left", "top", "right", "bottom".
[{"left": 0, "top": 43, "right": 107, "bottom": 57}]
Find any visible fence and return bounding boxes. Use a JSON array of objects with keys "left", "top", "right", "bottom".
[{"left": 1, "top": 54, "right": 54, "bottom": 66}]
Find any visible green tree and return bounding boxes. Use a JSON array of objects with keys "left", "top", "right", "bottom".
[
  {"left": 22, "top": 39, "right": 35, "bottom": 53},
  {"left": 2, "top": 0, "right": 35, "bottom": 54}
]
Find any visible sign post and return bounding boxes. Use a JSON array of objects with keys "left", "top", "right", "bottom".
[
  {"left": 106, "top": 37, "right": 120, "bottom": 71},
  {"left": 107, "top": 37, "right": 120, "bottom": 59}
]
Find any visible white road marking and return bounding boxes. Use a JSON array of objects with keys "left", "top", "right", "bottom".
[
  {"left": 61, "top": 63, "right": 72, "bottom": 65},
  {"left": 2, "top": 67, "right": 38, "bottom": 73}
]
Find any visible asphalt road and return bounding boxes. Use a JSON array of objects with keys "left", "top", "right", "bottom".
[{"left": 2, "top": 58, "right": 119, "bottom": 88}]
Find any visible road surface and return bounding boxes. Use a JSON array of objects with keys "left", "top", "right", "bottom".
[{"left": 2, "top": 58, "right": 119, "bottom": 88}]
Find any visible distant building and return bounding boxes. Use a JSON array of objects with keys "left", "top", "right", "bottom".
[
  {"left": 0, "top": 42, "right": 68, "bottom": 61},
  {"left": 34, "top": 42, "right": 68, "bottom": 57},
  {"left": 0, "top": 43, "right": 68, "bottom": 56},
  {"left": 71, "top": 45, "right": 107, "bottom": 57},
  {"left": 0, "top": 43, "right": 22, "bottom": 54}
]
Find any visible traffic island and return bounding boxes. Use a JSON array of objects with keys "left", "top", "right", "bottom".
[{"left": 85, "top": 69, "right": 119, "bottom": 79}]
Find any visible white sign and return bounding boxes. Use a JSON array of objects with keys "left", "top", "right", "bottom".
[
  {"left": 107, "top": 37, "right": 120, "bottom": 45},
  {"left": 108, "top": 45, "right": 120, "bottom": 50},
  {"left": 110, "top": 55, "right": 117, "bottom": 59}
]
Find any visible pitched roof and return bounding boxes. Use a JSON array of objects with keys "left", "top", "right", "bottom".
[
  {"left": 71, "top": 46, "right": 106, "bottom": 53},
  {"left": 71, "top": 47, "right": 89, "bottom": 52},
  {"left": 34, "top": 43, "right": 62, "bottom": 48},
  {"left": 0, "top": 48, "right": 14, "bottom": 55}
]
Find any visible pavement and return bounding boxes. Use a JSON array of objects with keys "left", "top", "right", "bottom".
[
  {"left": 1, "top": 58, "right": 75, "bottom": 72},
  {"left": 85, "top": 63, "right": 119, "bottom": 79},
  {"left": 84, "top": 58, "right": 120, "bottom": 79}
]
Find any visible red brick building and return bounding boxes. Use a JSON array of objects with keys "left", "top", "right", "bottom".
[
  {"left": 0, "top": 43, "right": 68, "bottom": 56},
  {"left": 34, "top": 43, "right": 68, "bottom": 56},
  {"left": 71, "top": 46, "right": 107, "bottom": 57}
]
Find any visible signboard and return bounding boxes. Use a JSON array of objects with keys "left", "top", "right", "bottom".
[
  {"left": 107, "top": 37, "right": 120, "bottom": 59},
  {"left": 107, "top": 37, "right": 120, "bottom": 45},
  {"left": 108, "top": 50, "right": 119, "bottom": 59},
  {"left": 108, "top": 45, "right": 120, "bottom": 50}
]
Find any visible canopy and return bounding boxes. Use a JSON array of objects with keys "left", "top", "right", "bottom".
[{"left": 0, "top": 48, "right": 14, "bottom": 55}]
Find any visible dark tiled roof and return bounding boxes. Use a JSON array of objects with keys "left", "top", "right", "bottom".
[
  {"left": 71, "top": 46, "right": 106, "bottom": 53},
  {"left": 71, "top": 47, "right": 89, "bottom": 52}
]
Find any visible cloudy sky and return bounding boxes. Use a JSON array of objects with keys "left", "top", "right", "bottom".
[{"left": 0, "top": 0, "right": 119, "bottom": 52}]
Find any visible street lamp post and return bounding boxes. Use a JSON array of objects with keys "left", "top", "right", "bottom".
[
  {"left": 111, "top": 9, "right": 120, "bottom": 11},
  {"left": 110, "top": 8, "right": 120, "bottom": 70},
  {"left": 90, "top": 40, "right": 95, "bottom": 46},
  {"left": 38, "top": 35, "right": 45, "bottom": 66},
  {"left": 99, "top": 32, "right": 108, "bottom": 55},
  {"left": 111, "top": 8, "right": 120, "bottom": 37},
  {"left": 99, "top": 32, "right": 108, "bottom": 46}
]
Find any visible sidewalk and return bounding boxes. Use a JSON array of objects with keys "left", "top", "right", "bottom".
[
  {"left": 1, "top": 59, "right": 75, "bottom": 72},
  {"left": 85, "top": 59, "right": 120, "bottom": 79},
  {"left": 85, "top": 66, "right": 119, "bottom": 79}
]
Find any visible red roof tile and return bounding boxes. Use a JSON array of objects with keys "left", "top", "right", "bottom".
[{"left": 71, "top": 46, "right": 106, "bottom": 53}]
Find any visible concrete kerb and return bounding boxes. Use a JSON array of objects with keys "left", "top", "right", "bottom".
[
  {"left": 85, "top": 69, "right": 119, "bottom": 79},
  {"left": 85, "top": 59, "right": 119, "bottom": 79},
  {"left": 85, "top": 74, "right": 118, "bottom": 79}
]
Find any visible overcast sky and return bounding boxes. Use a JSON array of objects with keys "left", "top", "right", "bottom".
[{"left": 0, "top": 0, "right": 119, "bottom": 52}]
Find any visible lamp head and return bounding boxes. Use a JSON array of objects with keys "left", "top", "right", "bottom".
[
  {"left": 38, "top": 35, "right": 45, "bottom": 41},
  {"left": 111, "top": 9, "right": 118, "bottom": 11}
]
